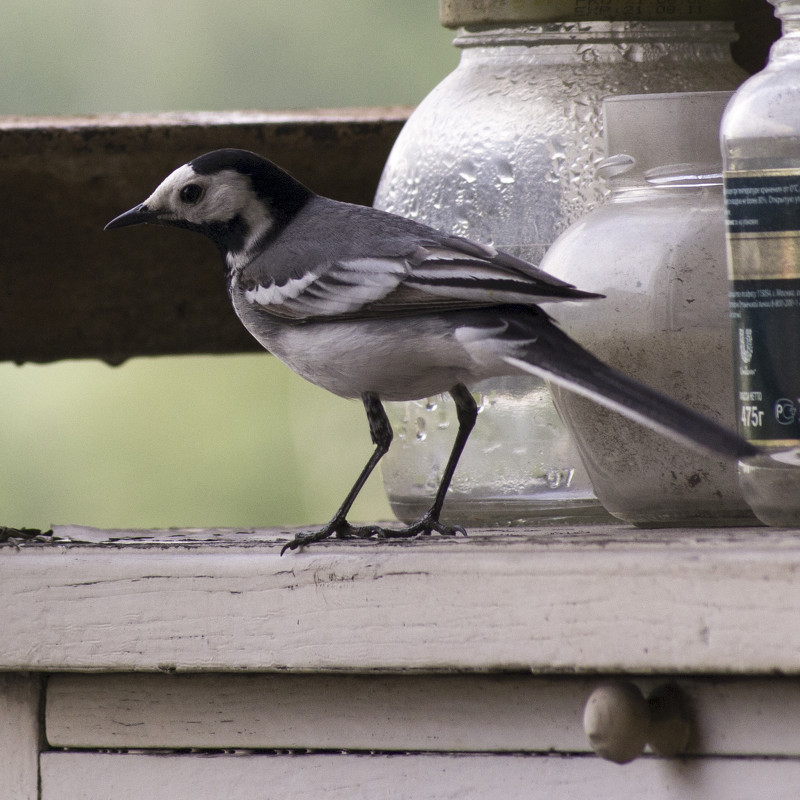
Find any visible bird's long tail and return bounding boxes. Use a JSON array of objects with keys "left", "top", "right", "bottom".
[{"left": 502, "top": 318, "right": 758, "bottom": 461}]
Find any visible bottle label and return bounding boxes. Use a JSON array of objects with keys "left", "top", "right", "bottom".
[{"left": 724, "top": 170, "right": 800, "bottom": 446}]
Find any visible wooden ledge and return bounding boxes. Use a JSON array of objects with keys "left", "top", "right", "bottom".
[
  {"left": 2, "top": 523, "right": 800, "bottom": 674},
  {"left": 0, "top": 108, "right": 409, "bottom": 364}
]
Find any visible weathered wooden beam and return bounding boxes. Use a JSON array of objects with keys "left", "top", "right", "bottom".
[
  {"left": 4, "top": 524, "right": 800, "bottom": 674},
  {"left": 0, "top": 109, "right": 409, "bottom": 364}
]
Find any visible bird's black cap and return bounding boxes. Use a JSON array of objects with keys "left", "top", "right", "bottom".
[{"left": 190, "top": 148, "right": 313, "bottom": 219}]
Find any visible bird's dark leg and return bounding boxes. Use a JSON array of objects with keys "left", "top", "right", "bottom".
[
  {"left": 281, "top": 385, "right": 477, "bottom": 553},
  {"left": 280, "top": 392, "right": 391, "bottom": 553},
  {"left": 376, "top": 382, "right": 477, "bottom": 540}
]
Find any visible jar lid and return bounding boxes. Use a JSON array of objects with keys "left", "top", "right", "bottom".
[
  {"left": 440, "top": 0, "right": 737, "bottom": 27},
  {"left": 602, "top": 91, "right": 733, "bottom": 178}
]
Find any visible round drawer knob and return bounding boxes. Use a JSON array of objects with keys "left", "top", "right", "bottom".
[{"left": 583, "top": 681, "right": 650, "bottom": 764}]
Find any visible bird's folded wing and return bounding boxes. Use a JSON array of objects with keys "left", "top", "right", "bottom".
[
  {"left": 241, "top": 238, "right": 600, "bottom": 322},
  {"left": 242, "top": 257, "right": 409, "bottom": 319}
]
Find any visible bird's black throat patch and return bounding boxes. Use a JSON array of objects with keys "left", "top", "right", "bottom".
[{"left": 203, "top": 213, "right": 250, "bottom": 256}]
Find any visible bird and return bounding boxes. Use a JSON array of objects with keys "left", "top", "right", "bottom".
[{"left": 106, "top": 148, "right": 759, "bottom": 554}]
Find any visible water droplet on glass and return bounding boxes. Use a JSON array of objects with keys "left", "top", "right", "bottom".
[
  {"left": 495, "top": 159, "right": 515, "bottom": 184},
  {"left": 459, "top": 160, "right": 478, "bottom": 183},
  {"left": 415, "top": 417, "right": 427, "bottom": 441}
]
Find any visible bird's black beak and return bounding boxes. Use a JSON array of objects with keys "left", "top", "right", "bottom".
[{"left": 104, "top": 203, "right": 161, "bottom": 231}]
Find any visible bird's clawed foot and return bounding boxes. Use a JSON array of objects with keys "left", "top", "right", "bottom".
[
  {"left": 375, "top": 513, "right": 466, "bottom": 540},
  {"left": 280, "top": 512, "right": 465, "bottom": 554},
  {"left": 280, "top": 518, "right": 382, "bottom": 554}
]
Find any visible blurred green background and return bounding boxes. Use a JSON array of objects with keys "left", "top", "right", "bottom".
[{"left": 0, "top": 0, "right": 458, "bottom": 530}]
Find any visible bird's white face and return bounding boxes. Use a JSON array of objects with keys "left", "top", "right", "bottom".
[{"left": 142, "top": 163, "right": 274, "bottom": 248}]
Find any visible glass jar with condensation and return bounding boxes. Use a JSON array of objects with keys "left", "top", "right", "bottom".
[
  {"left": 721, "top": 0, "right": 800, "bottom": 527},
  {"left": 375, "top": 0, "right": 746, "bottom": 526},
  {"left": 540, "top": 92, "right": 759, "bottom": 527}
]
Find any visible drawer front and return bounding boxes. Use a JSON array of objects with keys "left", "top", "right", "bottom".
[{"left": 40, "top": 751, "right": 800, "bottom": 800}]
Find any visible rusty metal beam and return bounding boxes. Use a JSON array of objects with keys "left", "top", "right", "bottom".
[{"left": 0, "top": 109, "right": 409, "bottom": 364}]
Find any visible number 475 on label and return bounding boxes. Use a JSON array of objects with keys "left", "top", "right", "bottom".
[{"left": 741, "top": 405, "right": 764, "bottom": 428}]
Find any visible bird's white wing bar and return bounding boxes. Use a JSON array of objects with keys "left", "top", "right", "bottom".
[
  {"left": 244, "top": 271, "right": 318, "bottom": 306},
  {"left": 243, "top": 257, "right": 408, "bottom": 319}
]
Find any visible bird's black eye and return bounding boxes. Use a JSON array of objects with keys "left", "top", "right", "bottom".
[{"left": 179, "top": 183, "right": 203, "bottom": 204}]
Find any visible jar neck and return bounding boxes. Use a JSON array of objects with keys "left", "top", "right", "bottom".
[
  {"left": 453, "top": 20, "right": 737, "bottom": 50},
  {"left": 768, "top": 29, "right": 800, "bottom": 62},
  {"left": 771, "top": 1, "right": 800, "bottom": 32}
]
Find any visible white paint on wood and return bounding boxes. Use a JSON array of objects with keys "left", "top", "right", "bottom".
[
  {"left": 4, "top": 525, "right": 800, "bottom": 673},
  {"left": 45, "top": 673, "right": 800, "bottom": 757},
  {"left": 46, "top": 672, "right": 592, "bottom": 751},
  {"left": 40, "top": 751, "right": 800, "bottom": 800},
  {"left": 0, "top": 673, "right": 41, "bottom": 800}
]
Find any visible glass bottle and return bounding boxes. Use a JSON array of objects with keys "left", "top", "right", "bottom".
[
  {"left": 375, "top": 1, "right": 746, "bottom": 526},
  {"left": 540, "top": 91, "right": 758, "bottom": 527},
  {"left": 721, "top": 0, "right": 800, "bottom": 526}
]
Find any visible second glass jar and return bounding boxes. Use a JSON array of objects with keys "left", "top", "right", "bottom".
[{"left": 540, "top": 91, "right": 759, "bottom": 527}]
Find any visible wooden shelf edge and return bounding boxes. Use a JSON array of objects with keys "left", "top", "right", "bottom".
[{"left": 2, "top": 523, "right": 800, "bottom": 675}]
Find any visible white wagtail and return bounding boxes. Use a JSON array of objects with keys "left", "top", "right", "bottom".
[{"left": 106, "top": 148, "right": 758, "bottom": 553}]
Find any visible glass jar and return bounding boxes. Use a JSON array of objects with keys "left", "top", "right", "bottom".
[
  {"left": 721, "top": 0, "right": 800, "bottom": 526},
  {"left": 540, "top": 92, "right": 758, "bottom": 527},
  {"left": 375, "top": 2, "right": 746, "bottom": 526}
]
